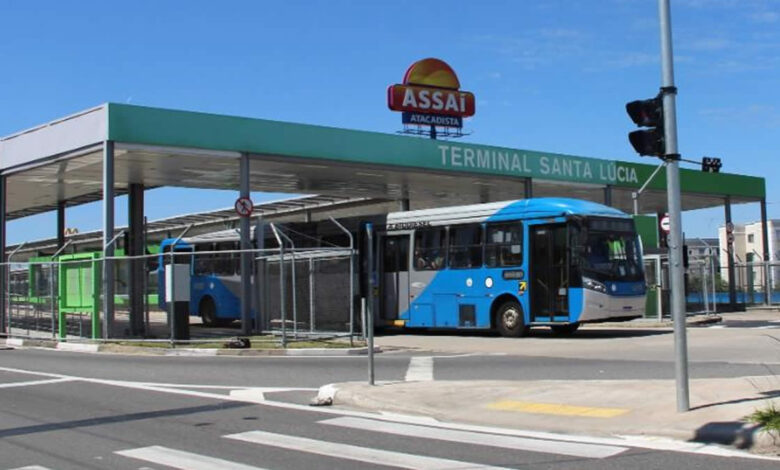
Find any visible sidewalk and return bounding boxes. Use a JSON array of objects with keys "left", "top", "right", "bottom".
[{"left": 326, "top": 376, "right": 780, "bottom": 453}]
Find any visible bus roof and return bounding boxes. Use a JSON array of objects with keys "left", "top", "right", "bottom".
[{"left": 386, "top": 198, "right": 627, "bottom": 227}]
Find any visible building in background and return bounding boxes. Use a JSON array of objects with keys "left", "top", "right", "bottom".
[{"left": 719, "top": 219, "right": 780, "bottom": 289}]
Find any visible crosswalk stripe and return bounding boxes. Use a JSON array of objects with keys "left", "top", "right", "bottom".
[
  {"left": 9, "top": 466, "right": 53, "bottom": 470},
  {"left": 405, "top": 356, "right": 434, "bottom": 382},
  {"left": 320, "top": 417, "right": 626, "bottom": 459},
  {"left": 115, "top": 446, "right": 268, "bottom": 470},
  {"left": 224, "top": 430, "right": 513, "bottom": 470}
]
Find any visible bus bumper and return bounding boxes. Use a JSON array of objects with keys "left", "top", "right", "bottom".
[{"left": 579, "top": 290, "right": 646, "bottom": 322}]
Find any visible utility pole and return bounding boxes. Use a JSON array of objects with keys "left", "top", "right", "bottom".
[
  {"left": 627, "top": 0, "right": 689, "bottom": 412},
  {"left": 659, "top": 0, "right": 689, "bottom": 412}
]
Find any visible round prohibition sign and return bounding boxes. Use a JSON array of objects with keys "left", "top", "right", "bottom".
[{"left": 234, "top": 196, "right": 254, "bottom": 217}]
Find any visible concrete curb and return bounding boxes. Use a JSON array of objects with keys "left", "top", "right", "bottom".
[
  {"left": 319, "top": 382, "right": 780, "bottom": 455},
  {"left": 56, "top": 342, "right": 100, "bottom": 353},
  {"left": 2, "top": 337, "right": 377, "bottom": 357}
]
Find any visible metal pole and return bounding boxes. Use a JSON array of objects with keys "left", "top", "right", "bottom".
[
  {"left": 166, "top": 225, "right": 193, "bottom": 346},
  {"left": 56, "top": 201, "right": 66, "bottom": 250},
  {"left": 701, "top": 262, "right": 708, "bottom": 314},
  {"left": 253, "top": 216, "right": 265, "bottom": 334},
  {"left": 5, "top": 242, "right": 25, "bottom": 335},
  {"left": 273, "top": 225, "right": 297, "bottom": 339},
  {"left": 102, "top": 141, "right": 115, "bottom": 340},
  {"left": 143, "top": 216, "right": 149, "bottom": 335},
  {"left": 632, "top": 161, "right": 668, "bottom": 215},
  {"left": 50, "top": 240, "right": 72, "bottom": 339},
  {"left": 270, "top": 224, "right": 287, "bottom": 347},
  {"left": 760, "top": 198, "right": 771, "bottom": 305},
  {"left": 239, "top": 153, "right": 252, "bottom": 335},
  {"left": 366, "top": 223, "right": 375, "bottom": 385},
  {"left": 725, "top": 197, "right": 737, "bottom": 309},
  {"left": 169, "top": 249, "right": 175, "bottom": 347},
  {"left": 309, "top": 257, "right": 315, "bottom": 334},
  {"left": 659, "top": 0, "right": 689, "bottom": 412},
  {"left": 329, "top": 217, "right": 355, "bottom": 346},
  {"left": 0, "top": 175, "right": 5, "bottom": 335}
]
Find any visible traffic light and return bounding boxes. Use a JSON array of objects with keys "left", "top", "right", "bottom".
[
  {"left": 701, "top": 157, "right": 722, "bottom": 173},
  {"left": 626, "top": 95, "right": 665, "bottom": 157}
]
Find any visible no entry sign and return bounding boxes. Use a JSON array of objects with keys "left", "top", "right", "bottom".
[
  {"left": 234, "top": 196, "right": 253, "bottom": 217},
  {"left": 660, "top": 215, "right": 671, "bottom": 233}
]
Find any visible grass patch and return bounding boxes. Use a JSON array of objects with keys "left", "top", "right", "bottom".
[
  {"left": 109, "top": 335, "right": 365, "bottom": 350},
  {"left": 746, "top": 402, "right": 780, "bottom": 435}
]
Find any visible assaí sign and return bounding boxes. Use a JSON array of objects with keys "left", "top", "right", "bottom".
[{"left": 387, "top": 58, "right": 475, "bottom": 128}]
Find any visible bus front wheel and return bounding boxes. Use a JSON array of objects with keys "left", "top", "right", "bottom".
[{"left": 496, "top": 301, "right": 528, "bottom": 338}]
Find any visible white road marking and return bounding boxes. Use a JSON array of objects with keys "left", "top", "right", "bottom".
[
  {"left": 755, "top": 325, "right": 780, "bottom": 329},
  {"left": 320, "top": 416, "right": 627, "bottom": 459},
  {"left": 404, "top": 356, "right": 433, "bottom": 381},
  {"left": 708, "top": 325, "right": 726, "bottom": 329},
  {"left": 0, "top": 378, "right": 76, "bottom": 389},
  {"left": 116, "top": 446, "right": 267, "bottom": 470},
  {"left": 9, "top": 466, "right": 54, "bottom": 470},
  {"left": 224, "top": 430, "right": 514, "bottom": 470},
  {"left": 2, "top": 365, "right": 778, "bottom": 462}
]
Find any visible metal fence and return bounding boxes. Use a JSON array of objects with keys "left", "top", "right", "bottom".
[
  {"left": 2, "top": 241, "right": 360, "bottom": 344},
  {"left": 685, "top": 258, "right": 780, "bottom": 309}
]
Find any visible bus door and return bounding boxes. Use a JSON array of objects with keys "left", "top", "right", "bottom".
[
  {"left": 530, "top": 224, "right": 570, "bottom": 321},
  {"left": 380, "top": 234, "right": 410, "bottom": 321}
]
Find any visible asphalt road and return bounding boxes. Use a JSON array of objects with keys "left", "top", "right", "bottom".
[{"left": 2, "top": 334, "right": 779, "bottom": 469}]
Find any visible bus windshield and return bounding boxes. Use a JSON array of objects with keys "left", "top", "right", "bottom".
[{"left": 580, "top": 218, "right": 643, "bottom": 282}]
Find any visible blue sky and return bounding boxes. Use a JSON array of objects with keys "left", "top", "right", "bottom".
[{"left": 2, "top": 0, "right": 779, "bottom": 245}]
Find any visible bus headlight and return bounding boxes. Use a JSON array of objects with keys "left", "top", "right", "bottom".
[{"left": 583, "top": 277, "right": 607, "bottom": 293}]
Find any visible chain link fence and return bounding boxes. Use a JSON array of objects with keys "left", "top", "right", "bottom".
[{"left": 2, "top": 242, "right": 360, "bottom": 345}]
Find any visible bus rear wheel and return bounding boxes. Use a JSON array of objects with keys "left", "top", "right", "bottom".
[
  {"left": 199, "top": 297, "right": 230, "bottom": 327},
  {"left": 550, "top": 323, "right": 580, "bottom": 335},
  {"left": 496, "top": 301, "right": 528, "bottom": 337}
]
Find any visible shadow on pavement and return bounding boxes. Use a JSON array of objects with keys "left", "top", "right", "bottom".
[
  {"left": 0, "top": 402, "right": 251, "bottom": 439},
  {"left": 375, "top": 327, "right": 672, "bottom": 339},
  {"left": 691, "top": 390, "right": 780, "bottom": 411}
]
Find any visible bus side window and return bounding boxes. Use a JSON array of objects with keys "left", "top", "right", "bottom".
[
  {"left": 448, "top": 224, "right": 483, "bottom": 269},
  {"left": 414, "top": 228, "right": 446, "bottom": 270},
  {"left": 485, "top": 222, "right": 523, "bottom": 267}
]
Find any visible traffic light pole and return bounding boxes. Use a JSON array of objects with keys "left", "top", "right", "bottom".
[{"left": 659, "top": 0, "right": 689, "bottom": 412}]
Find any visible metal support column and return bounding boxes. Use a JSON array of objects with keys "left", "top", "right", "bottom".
[
  {"left": 725, "top": 196, "right": 737, "bottom": 309},
  {"left": 57, "top": 201, "right": 66, "bottom": 249},
  {"left": 102, "top": 141, "right": 115, "bottom": 339},
  {"left": 398, "top": 198, "right": 410, "bottom": 212},
  {"left": 0, "top": 175, "right": 6, "bottom": 334},
  {"left": 128, "top": 184, "right": 145, "bottom": 336},
  {"left": 604, "top": 185, "right": 613, "bottom": 207},
  {"left": 239, "top": 153, "right": 252, "bottom": 335},
  {"left": 524, "top": 178, "right": 533, "bottom": 199},
  {"left": 760, "top": 197, "right": 771, "bottom": 305}
]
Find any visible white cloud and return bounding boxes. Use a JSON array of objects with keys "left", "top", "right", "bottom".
[{"left": 750, "top": 11, "right": 779, "bottom": 23}]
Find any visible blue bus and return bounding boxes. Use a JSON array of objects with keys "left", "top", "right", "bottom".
[
  {"left": 375, "top": 198, "right": 646, "bottom": 336},
  {"left": 158, "top": 233, "right": 244, "bottom": 327}
]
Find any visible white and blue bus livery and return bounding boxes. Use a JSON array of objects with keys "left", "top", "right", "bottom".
[{"left": 375, "top": 198, "right": 646, "bottom": 336}]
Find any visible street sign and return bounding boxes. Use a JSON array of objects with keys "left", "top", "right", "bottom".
[
  {"left": 234, "top": 196, "right": 253, "bottom": 217},
  {"left": 660, "top": 215, "right": 671, "bottom": 233}
]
